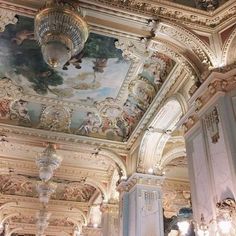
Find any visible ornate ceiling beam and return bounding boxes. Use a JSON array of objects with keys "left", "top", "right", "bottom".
[
  {"left": 1, "top": 0, "right": 236, "bottom": 32},
  {"left": 0, "top": 155, "right": 110, "bottom": 178}
]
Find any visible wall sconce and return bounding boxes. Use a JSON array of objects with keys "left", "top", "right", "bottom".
[
  {"left": 177, "top": 198, "right": 236, "bottom": 235},
  {"left": 216, "top": 198, "right": 236, "bottom": 234}
]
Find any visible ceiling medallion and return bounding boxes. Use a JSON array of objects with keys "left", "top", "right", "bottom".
[{"left": 35, "top": 0, "right": 89, "bottom": 68}]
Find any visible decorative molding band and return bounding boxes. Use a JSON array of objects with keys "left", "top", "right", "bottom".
[
  {"left": 181, "top": 68, "right": 236, "bottom": 134},
  {"left": 81, "top": 0, "right": 236, "bottom": 29},
  {"left": 1, "top": 0, "right": 236, "bottom": 30},
  {"left": 0, "top": 8, "right": 18, "bottom": 32},
  {"left": 117, "top": 172, "right": 164, "bottom": 193}
]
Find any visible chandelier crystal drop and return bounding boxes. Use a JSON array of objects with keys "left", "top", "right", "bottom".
[
  {"left": 34, "top": 0, "right": 89, "bottom": 68},
  {"left": 36, "top": 181, "right": 57, "bottom": 204},
  {"left": 36, "top": 208, "right": 51, "bottom": 235},
  {"left": 36, "top": 143, "right": 62, "bottom": 182}
]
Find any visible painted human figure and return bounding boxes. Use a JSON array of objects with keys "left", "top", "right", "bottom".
[
  {"left": 11, "top": 30, "right": 34, "bottom": 45},
  {"left": 11, "top": 100, "right": 31, "bottom": 124},
  {"left": 78, "top": 112, "right": 100, "bottom": 134}
]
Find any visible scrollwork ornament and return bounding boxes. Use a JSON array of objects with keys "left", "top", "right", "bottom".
[
  {"left": 0, "top": 9, "right": 18, "bottom": 32},
  {"left": 216, "top": 198, "right": 236, "bottom": 213},
  {"left": 0, "top": 78, "right": 23, "bottom": 100}
]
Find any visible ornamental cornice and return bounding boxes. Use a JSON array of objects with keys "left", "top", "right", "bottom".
[
  {"left": 0, "top": 123, "right": 127, "bottom": 150},
  {"left": 81, "top": 0, "right": 236, "bottom": 30},
  {"left": 117, "top": 172, "right": 164, "bottom": 193},
  {"left": 0, "top": 194, "right": 89, "bottom": 213},
  {"left": 0, "top": 158, "right": 110, "bottom": 183},
  {"left": 1, "top": 0, "right": 236, "bottom": 31},
  {"left": 181, "top": 68, "right": 236, "bottom": 134},
  {"left": 156, "top": 22, "right": 217, "bottom": 67}
]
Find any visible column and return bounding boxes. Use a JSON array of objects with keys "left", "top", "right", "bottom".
[
  {"left": 101, "top": 203, "right": 119, "bottom": 236},
  {"left": 117, "top": 173, "right": 164, "bottom": 236},
  {"left": 182, "top": 69, "right": 236, "bottom": 234}
]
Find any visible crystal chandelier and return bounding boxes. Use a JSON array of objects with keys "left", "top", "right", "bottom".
[
  {"left": 36, "top": 181, "right": 57, "bottom": 204},
  {"left": 36, "top": 143, "right": 62, "bottom": 182},
  {"left": 177, "top": 198, "right": 236, "bottom": 235},
  {"left": 34, "top": 0, "right": 89, "bottom": 68},
  {"left": 36, "top": 208, "right": 51, "bottom": 235}
]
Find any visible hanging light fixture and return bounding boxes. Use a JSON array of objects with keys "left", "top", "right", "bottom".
[
  {"left": 36, "top": 208, "right": 51, "bottom": 235},
  {"left": 34, "top": 0, "right": 89, "bottom": 68},
  {"left": 36, "top": 143, "right": 62, "bottom": 182},
  {"left": 36, "top": 181, "right": 57, "bottom": 204}
]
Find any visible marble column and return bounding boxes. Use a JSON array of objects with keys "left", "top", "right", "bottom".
[
  {"left": 101, "top": 203, "right": 119, "bottom": 236},
  {"left": 117, "top": 173, "right": 164, "bottom": 236},
  {"left": 181, "top": 69, "right": 236, "bottom": 234}
]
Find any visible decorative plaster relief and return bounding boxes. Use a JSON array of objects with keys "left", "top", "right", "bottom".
[
  {"left": 0, "top": 9, "right": 18, "bottom": 32},
  {"left": 89, "top": 0, "right": 236, "bottom": 28},
  {"left": 157, "top": 23, "right": 215, "bottom": 67},
  {"left": 0, "top": 174, "right": 97, "bottom": 203},
  {"left": 204, "top": 107, "right": 220, "bottom": 143}
]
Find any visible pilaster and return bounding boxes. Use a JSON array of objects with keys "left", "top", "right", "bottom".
[
  {"left": 117, "top": 173, "right": 164, "bottom": 236},
  {"left": 101, "top": 203, "right": 119, "bottom": 236},
  {"left": 180, "top": 68, "right": 236, "bottom": 234}
]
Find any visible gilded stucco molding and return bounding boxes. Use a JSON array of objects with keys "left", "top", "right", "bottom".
[
  {"left": 0, "top": 123, "right": 127, "bottom": 150},
  {"left": 81, "top": 0, "right": 236, "bottom": 29},
  {"left": 156, "top": 22, "right": 217, "bottom": 68},
  {"left": 0, "top": 78, "right": 23, "bottom": 100},
  {"left": 147, "top": 39, "right": 199, "bottom": 78},
  {"left": 0, "top": 8, "right": 18, "bottom": 32},
  {"left": 1, "top": 0, "right": 236, "bottom": 31},
  {"left": 181, "top": 68, "right": 236, "bottom": 134},
  {"left": 221, "top": 26, "right": 236, "bottom": 66},
  {"left": 117, "top": 173, "right": 164, "bottom": 193},
  {"left": 0, "top": 194, "right": 90, "bottom": 213}
]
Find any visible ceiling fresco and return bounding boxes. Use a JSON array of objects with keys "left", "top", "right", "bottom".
[
  {"left": 0, "top": 15, "right": 176, "bottom": 142},
  {"left": 0, "top": 16, "right": 130, "bottom": 102}
]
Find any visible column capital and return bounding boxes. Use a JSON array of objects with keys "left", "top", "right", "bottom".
[
  {"left": 117, "top": 173, "right": 164, "bottom": 193},
  {"left": 179, "top": 68, "right": 236, "bottom": 135}
]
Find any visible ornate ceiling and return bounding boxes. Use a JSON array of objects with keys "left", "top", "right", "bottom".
[
  {"left": 0, "top": 0, "right": 235, "bottom": 235},
  {"left": 0, "top": 14, "right": 177, "bottom": 142}
]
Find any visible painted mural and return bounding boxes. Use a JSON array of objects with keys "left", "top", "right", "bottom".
[
  {"left": 0, "top": 15, "right": 176, "bottom": 142},
  {"left": 0, "top": 16, "right": 130, "bottom": 103}
]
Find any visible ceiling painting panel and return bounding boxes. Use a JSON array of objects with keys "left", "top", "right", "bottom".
[
  {"left": 0, "top": 16, "right": 131, "bottom": 103},
  {"left": 0, "top": 15, "right": 176, "bottom": 142}
]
